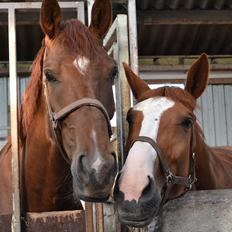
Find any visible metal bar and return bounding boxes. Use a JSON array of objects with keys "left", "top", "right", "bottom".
[
  {"left": 87, "top": 0, "right": 94, "bottom": 26},
  {"left": 114, "top": 15, "right": 130, "bottom": 168},
  {"left": 0, "top": 2, "right": 84, "bottom": 9},
  {"left": 8, "top": 7, "right": 21, "bottom": 232},
  {"left": 128, "top": 0, "right": 139, "bottom": 74},
  {"left": 137, "top": 10, "right": 232, "bottom": 25},
  {"left": 103, "top": 18, "right": 117, "bottom": 51},
  {"left": 95, "top": 203, "right": 104, "bottom": 232},
  {"left": 78, "top": 2, "right": 85, "bottom": 24}
]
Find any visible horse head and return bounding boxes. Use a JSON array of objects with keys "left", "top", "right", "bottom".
[
  {"left": 39, "top": 0, "right": 117, "bottom": 202},
  {"left": 114, "top": 54, "right": 209, "bottom": 227}
]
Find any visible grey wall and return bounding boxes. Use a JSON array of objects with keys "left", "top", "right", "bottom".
[
  {"left": 0, "top": 77, "right": 28, "bottom": 149},
  {"left": 196, "top": 85, "right": 232, "bottom": 147}
]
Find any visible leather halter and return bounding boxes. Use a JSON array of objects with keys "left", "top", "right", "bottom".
[
  {"left": 131, "top": 133, "right": 197, "bottom": 190},
  {"left": 42, "top": 51, "right": 112, "bottom": 164}
]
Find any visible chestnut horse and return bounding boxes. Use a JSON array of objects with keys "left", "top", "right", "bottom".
[
  {"left": 0, "top": 0, "right": 118, "bottom": 215},
  {"left": 114, "top": 54, "right": 232, "bottom": 227}
]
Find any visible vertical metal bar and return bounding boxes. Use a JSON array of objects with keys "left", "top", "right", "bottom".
[
  {"left": 87, "top": 0, "right": 94, "bottom": 25},
  {"left": 128, "top": 0, "right": 139, "bottom": 74},
  {"left": 8, "top": 7, "right": 21, "bottom": 232},
  {"left": 85, "top": 203, "right": 94, "bottom": 232},
  {"left": 115, "top": 15, "right": 130, "bottom": 168},
  {"left": 77, "top": 2, "right": 85, "bottom": 24},
  {"left": 95, "top": 203, "right": 104, "bottom": 232}
]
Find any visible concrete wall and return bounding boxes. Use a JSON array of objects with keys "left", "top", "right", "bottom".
[{"left": 154, "top": 189, "right": 232, "bottom": 232}]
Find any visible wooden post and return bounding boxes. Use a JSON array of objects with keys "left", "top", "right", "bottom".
[
  {"left": 85, "top": 203, "right": 94, "bottom": 232},
  {"left": 96, "top": 203, "right": 104, "bottom": 232}
]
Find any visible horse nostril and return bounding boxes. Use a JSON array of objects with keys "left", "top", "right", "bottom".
[
  {"left": 141, "top": 176, "right": 152, "bottom": 196},
  {"left": 113, "top": 173, "right": 122, "bottom": 199},
  {"left": 111, "top": 151, "right": 117, "bottom": 164},
  {"left": 78, "top": 154, "right": 85, "bottom": 172}
]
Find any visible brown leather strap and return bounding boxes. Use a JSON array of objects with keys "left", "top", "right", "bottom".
[
  {"left": 132, "top": 135, "right": 197, "bottom": 189},
  {"left": 52, "top": 98, "right": 112, "bottom": 137}
]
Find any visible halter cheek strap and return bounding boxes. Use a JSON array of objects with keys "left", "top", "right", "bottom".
[{"left": 131, "top": 132, "right": 197, "bottom": 190}]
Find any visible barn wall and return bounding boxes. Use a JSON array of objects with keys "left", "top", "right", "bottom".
[
  {"left": 0, "top": 77, "right": 28, "bottom": 149},
  {"left": 196, "top": 84, "right": 232, "bottom": 146}
]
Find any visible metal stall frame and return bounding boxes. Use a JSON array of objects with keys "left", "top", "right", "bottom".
[
  {"left": 0, "top": 2, "right": 84, "bottom": 232},
  {"left": 86, "top": 1, "right": 136, "bottom": 231},
  {"left": 85, "top": 14, "right": 131, "bottom": 232},
  {"left": 104, "top": 14, "right": 130, "bottom": 169}
]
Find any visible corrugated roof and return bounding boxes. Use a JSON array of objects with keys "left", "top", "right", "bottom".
[
  {"left": 138, "top": 24, "right": 232, "bottom": 56},
  {"left": 136, "top": 0, "right": 232, "bottom": 10},
  {"left": 136, "top": 0, "right": 232, "bottom": 56}
]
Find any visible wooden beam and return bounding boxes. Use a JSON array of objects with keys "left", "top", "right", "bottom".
[
  {"left": 145, "top": 78, "right": 232, "bottom": 85},
  {"left": 26, "top": 211, "right": 85, "bottom": 232},
  {"left": 137, "top": 10, "right": 232, "bottom": 25},
  {"left": 0, "top": 10, "right": 77, "bottom": 26},
  {"left": 140, "top": 64, "right": 232, "bottom": 72},
  {"left": 85, "top": 203, "right": 94, "bottom": 232}
]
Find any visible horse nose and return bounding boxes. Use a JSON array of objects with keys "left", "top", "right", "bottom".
[
  {"left": 77, "top": 152, "right": 117, "bottom": 182},
  {"left": 114, "top": 174, "right": 154, "bottom": 202},
  {"left": 114, "top": 177, "right": 161, "bottom": 226}
]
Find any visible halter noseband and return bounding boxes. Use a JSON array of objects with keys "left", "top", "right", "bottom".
[
  {"left": 42, "top": 49, "right": 112, "bottom": 164},
  {"left": 131, "top": 134, "right": 197, "bottom": 190}
]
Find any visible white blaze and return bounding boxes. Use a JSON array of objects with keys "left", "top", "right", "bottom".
[
  {"left": 134, "top": 97, "right": 175, "bottom": 140},
  {"left": 73, "top": 55, "right": 90, "bottom": 75},
  {"left": 91, "top": 130, "right": 103, "bottom": 172},
  {"left": 120, "top": 97, "right": 174, "bottom": 201}
]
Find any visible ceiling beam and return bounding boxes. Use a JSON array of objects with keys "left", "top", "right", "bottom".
[{"left": 137, "top": 10, "right": 232, "bottom": 25}]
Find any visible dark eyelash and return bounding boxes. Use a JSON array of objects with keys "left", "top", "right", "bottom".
[
  {"left": 181, "top": 117, "right": 193, "bottom": 129},
  {"left": 45, "top": 72, "right": 58, "bottom": 83},
  {"left": 111, "top": 66, "right": 118, "bottom": 79}
]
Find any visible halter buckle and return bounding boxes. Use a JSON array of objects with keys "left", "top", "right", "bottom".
[
  {"left": 166, "top": 171, "right": 175, "bottom": 184},
  {"left": 187, "top": 175, "right": 197, "bottom": 190},
  {"left": 52, "top": 119, "right": 58, "bottom": 128}
]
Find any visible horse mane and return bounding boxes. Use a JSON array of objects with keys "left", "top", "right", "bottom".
[
  {"left": 20, "top": 19, "right": 100, "bottom": 140},
  {"left": 59, "top": 19, "right": 101, "bottom": 59}
]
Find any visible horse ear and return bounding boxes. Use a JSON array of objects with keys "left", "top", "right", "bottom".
[
  {"left": 185, "top": 53, "right": 209, "bottom": 99},
  {"left": 123, "top": 63, "right": 150, "bottom": 100},
  {"left": 89, "top": 0, "right": 112, "bottom": 39},
  {"left": 40, "top": 0, "right": 61, "bottom": 39}
]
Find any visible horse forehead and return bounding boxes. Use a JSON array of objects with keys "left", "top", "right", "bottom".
[
  {"left": 73, "top": 55, "right": 90, "bottom": 75},
  {"left": 134, "top": 97, "right": 175, "bottom": 115},
  {"left": 133, "top": 97, "right": 175, "bottom": 138}
]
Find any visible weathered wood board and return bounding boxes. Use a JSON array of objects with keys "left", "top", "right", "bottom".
[{"left": 0, "top": 210, "right": 85, "bottom": 232}]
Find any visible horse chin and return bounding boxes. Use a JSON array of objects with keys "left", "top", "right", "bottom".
[
  {"left": 118, "top": 213, "right": 154, "bottom": 228},
  {"left": 73, "top": 185, "right": 112, "bottom": 203},
  {"left": 78, "top": 194, "right": 110, "bottom": 203}
]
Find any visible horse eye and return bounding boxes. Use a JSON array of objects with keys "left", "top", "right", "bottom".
[
  {"left": 181, "top": 117, "right": 193, "bottom": 129},
  {"left": 111, "top": 66, "right": 118, "bottom": 79},
  {"left": 127, "top": 108, "right": 133, "bottom": 123},
  {"left": 45, "top": 72, "right": 58, "bottom": 83}
]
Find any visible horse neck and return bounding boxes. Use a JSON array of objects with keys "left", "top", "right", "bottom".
[
  {"left": 194, "top": 128, "right": 218, "bottom": 190},
  {"left": 24, "top": 93, "right": 73, "bottom": 212}
]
